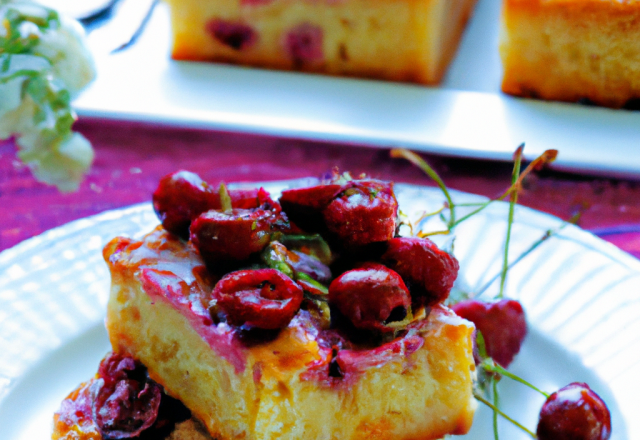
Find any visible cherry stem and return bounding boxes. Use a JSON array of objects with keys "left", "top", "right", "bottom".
[
  {"left": 474, "top": 211, "right": 581, "bottom": 297},
  {"left": 481, "top": 360, "right": 550, "bottom": 398},
  {"left": 499, "top": 145, "right": 524, "bottom": 298},
  {"left": 493, "top": 379, "right": 500, "bottom": 440},
  {"left": 218, "top": 182, "right": 232, "bottom": 212},
  {"left": 474, "top": 390, "right": 538, "bottom": 439},
  {"left": 390, "top": 149, "right": 456, "bottom": 228}
]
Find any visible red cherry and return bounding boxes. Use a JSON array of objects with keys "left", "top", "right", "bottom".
[
  {"left": 153, "top": 171, "right": 274, "bottom": 239},
  {"left": 206, "top": 19, "right": 256, "bottom": 50},
  {"left": 284, "top": 23, "right": 324, "bottom": 65},
  {"left": 329, "top": 263, "right": 411, "bottom": 333},
  {"left": 279, "top": 183, "right": 343, "bottom": 232},
  {"left": 381, "top": 237, "right": 459, "bottom": 306},
  {"left": 213, "top": 269, "right": 303, "bottom": 329},
  {"left": 153, "top": 171, "right": 217, "bottom": 239},
  {"left": 537, "top": 382, "right": 611, "bottom": 440},
  {"left": 451, "top": 299, "right": 527, "bottom": 367},
  {"left": 92, "top": 353, "right": 162, "bottom": 439},
  {"left": 190, "top": 208, "right": 286, "bottom": 266},
  {"left": 323, "top": 180, "right": 398, "bottom": 249}
]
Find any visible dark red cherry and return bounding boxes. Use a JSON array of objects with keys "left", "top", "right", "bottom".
[
  {"left": 285, "top": 23, "right": 324, "bottom": 65},
  {"left": 152, "top": 171, "right": 217, "bottom": 239},
  {"left": 328, "top": 263, "right": 410, "bottom": 333},
  {"left": 190, "top": 208, "right": 286, "bottom": 266},
  {"left": 212, "top": 269, "right": 303, "bottom": 329},
  {"left": 451, "top": 299, "right": 527, "bottom": 367},
  {"left": 153, "top": 171, "right": 274, "bottom": 239},
  {"left": 92, "top": 353, "right": 162, "bottom": 439},
  {"left": 537, "top": 382, "right": 611, "bottom": 440},
  {"left": 206, "top": 19, "right": 256, "bottom": 50},
  {"left": 323, "top": 180, "right": 398, "bottom": 249},
  {"left": 381, "top": 237, "right": 459, "bottom": 306},
  {"left": 279, "top": 183, "right": 343, "bottom": 232}
]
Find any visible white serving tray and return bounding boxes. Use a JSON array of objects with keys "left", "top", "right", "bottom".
[{"left": 74, "top": 0, "right": 640, "bottom": 178}]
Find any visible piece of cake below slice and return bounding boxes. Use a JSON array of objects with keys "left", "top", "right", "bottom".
[
  {"left": 52, "top": 379, "right": 214, "bottom": 440},
  {"left": 500, "top": 0, "right": 640, "bottom": 107},
  {"left": 165, "top": 0, "right": 478, "bottom": 84},
  {"left": 102, "top": 227, "right": 477, "bottom": 440}
]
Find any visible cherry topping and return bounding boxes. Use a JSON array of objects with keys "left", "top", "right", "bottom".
[
  {"left": 323, "top": 180, "right": 398, "bottom": 249},
  {"left": 92, "top": 353, "right": 162, "bottom": 439},
  {"left": 451, "top": 298, "right": 527, "bottom": 368},
  {"left": 329, "top": 263, "right": 411, "bottom": 333},
  {"left": 153, "top": 171, "right": 272, "bottom": 239},
  {"left": 381, "top": 237, "right": 459, "bottom": 306},
  {"left": 279, "top": 184, "right": 343, "bottom": 232},
  {"left": 152, "top": 171, "right": 217, "bottom": 239},
  {"left": 206, "top": 19, "right": 256, "bottom": 50},
  {"left": 212, "top": 269, "right": 303, "bottom": 329},
  {"left": 190, "top": 208, "right": 286, "bottom": 267},
  {"left": 537, "top": 382, "right": 611, "bottom": 440},
  {"left": 284, "top": 23, "right": 324, "bottom": 66}
]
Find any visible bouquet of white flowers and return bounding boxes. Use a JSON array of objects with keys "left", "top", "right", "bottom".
[{"left": 0, "top": 0, "right": 96, "bottom": 191}]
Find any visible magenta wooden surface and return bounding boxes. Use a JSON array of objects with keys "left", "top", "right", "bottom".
[{"left": 1, "top": 118, "right": 639, "bottom": 260}]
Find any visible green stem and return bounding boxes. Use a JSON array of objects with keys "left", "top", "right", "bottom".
[
  {"left": 482, "top": 361, "right": 550, "bottom": 398},
  {"left": 493, "top": 379, "right": 500, "bottom": 440},
  {"left": 474, "top": 214, "right": 578, "bottom": 297},
  {"left": 499, "top": 146, "right": 523, "bottom": 298},
  {"left": 218, "top": 182, "right": 232, "bottom": 212},
  {"left": 474, "top": 391, "right": 538, "bottom": 439},
  {"left": 390, "top": 149, "right": 455, "bottom": 228}
]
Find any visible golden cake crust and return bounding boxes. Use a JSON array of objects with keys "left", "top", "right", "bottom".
[
  {"left": 102, "top": 227, "right": 477, "bottom": 440},
  {"left": 165, "top": 0, "right": 478, "bottom": 84},
  {"left": 500, "top": 0, "right": 640, "bottom": 107}
]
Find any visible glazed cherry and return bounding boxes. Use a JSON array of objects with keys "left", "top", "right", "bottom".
[
  {"left": 279, "top": 183, "right": 343, "bottom": 232},
  {"left": 92, "top": 353, "right": 162, "bottom": 439},
  {"left": 153, "top": 171, "right": 273, "bottom": 239},
  {"left": 212, "top": 269, "right": 304, "bottom": 329},
  {"left": 537, "top": 382, "right": 611, "bottom": 440},
  {"left": 451, "top": 298, "right": 527, "bottom": 368},
  {"left": 381, "top": 237, "right": 459, "bottom": 306},
  {"left": 190, "top": 208, "right": 285, "bottom": 266},
  {"left": 153, "top": 171, "right": 217, "bottom": 239},
  {"left": 323, "top": 180, "right": 398, "bottom": 249},
  {"left": 329, "top": 263, "right": 411, "bottom": 333}
]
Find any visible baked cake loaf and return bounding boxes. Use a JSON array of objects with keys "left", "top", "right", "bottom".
[
  {"left": 53, "top": 173, "right": 477, "bottom": 440},
  {"left": 164, "top": 0, "right": 479, "bottom": 84},
  {"left": 102, "top": 228, "right": 476, "bottom": 440},
  {"left": 500, "top": 0, "right": 640, "bottom": 108}
]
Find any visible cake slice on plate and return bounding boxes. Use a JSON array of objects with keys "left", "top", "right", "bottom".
[
  {"left": 165, "top": 0, "right": 479, "bottom": 84},
  {"left": 53, "top": 172, "right": 477, "bottom": 440},
  {"left": 500, "top": 0, "right": 640, "bottom": 107}
]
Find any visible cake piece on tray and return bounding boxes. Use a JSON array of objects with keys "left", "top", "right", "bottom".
[
  {"left": 164, "top": 0, "right": 479, "bottom": 84},
  {"left": 53, "top": 171, "right": 477, "bottom": 440},
  {"left": 500, "top": 0, "right": 640, "bottom": 108}
]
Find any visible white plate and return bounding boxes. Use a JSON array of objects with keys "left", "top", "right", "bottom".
[
  {"left": 73, "top": 1, "right": 640, "bottom": 178},
  {"left": 0, "top": 182, "right": 639, "bottom": 440}
]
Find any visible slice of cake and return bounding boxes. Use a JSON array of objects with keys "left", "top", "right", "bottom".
[
  {"left": 102, "top": 228, "right": 476, "bottom": 440},
  {"left": 500, "top": 0, "right": 640, "bottom": 108},
  {"left": 53, "top": 172, "right": 477, "bottom": 440},
  {"left": 164, "top": 0, "right": 479, "bottom": 84}
]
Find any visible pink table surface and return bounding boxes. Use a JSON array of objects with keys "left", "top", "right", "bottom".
[{"left": 1, "top": 118, "right": 640, "bottom": 260}]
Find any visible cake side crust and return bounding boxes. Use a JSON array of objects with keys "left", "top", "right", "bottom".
[{"left": 500, "top": 0, "right": 640, "bottom": 107}]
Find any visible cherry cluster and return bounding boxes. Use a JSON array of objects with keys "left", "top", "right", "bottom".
[
  {"left": 153, "top": 170, "right": 459, "bottom": 335},
  {"left": 151, "top": 170, "right": 611, "bottom": 440}
]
